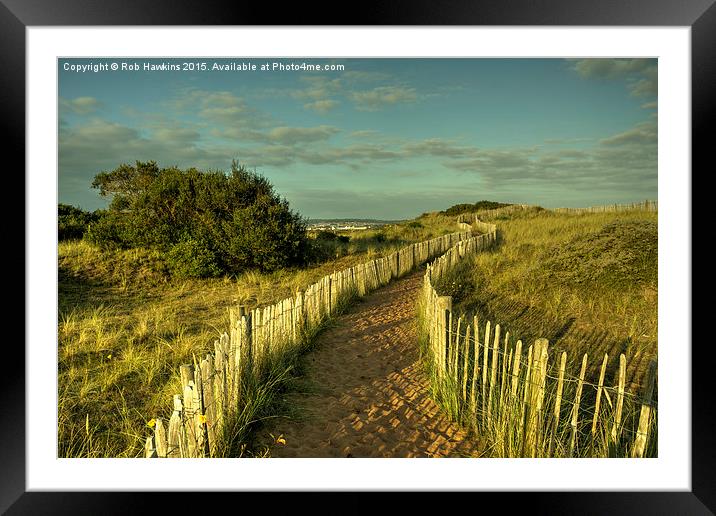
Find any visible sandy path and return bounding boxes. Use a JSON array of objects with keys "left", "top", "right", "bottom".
[{"left": 254, "top": 270, "right": 481, "bottom": 458}]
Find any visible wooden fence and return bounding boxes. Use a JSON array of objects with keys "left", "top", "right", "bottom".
[
  {"left": 144, "top": 203, "right": 658, "bottom": 458},
  {"left": 457, "top": 204, "right": 533, "bottom": 223},
  {"left": 456, "top": 200, "right": 657, "bottom": 220},
  {"left": 144, "top": 227, "right": 479, "bottom": 458},
  {"left": 553, "top": 200, "right": 657, "bottom": 214},
  {"left": 421, "top": 218, "right": 658, "bottom": 457}
]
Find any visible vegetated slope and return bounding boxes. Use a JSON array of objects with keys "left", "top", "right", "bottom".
[
  {"left": 57, "top": 212, "right": 464, "bottom": 457},
  {"left": 437, "top": 200, "right": 513, "bottom": 217},
  {"left": 434, "top": 208, "right": 657, "bottom": 393},
  {"left": 538, "top": 220, "right": 657, "bottom": 288}
]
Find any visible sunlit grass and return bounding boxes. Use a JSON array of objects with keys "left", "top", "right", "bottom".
[
  {"left": 433, "top": 208, "right": 657, "bottom": 390},
  {"left": 58, "top": 214, "right": 461, "bottom": 457},
  {"left": 417, "top": 209, "right": 659, "bottom": 458}
]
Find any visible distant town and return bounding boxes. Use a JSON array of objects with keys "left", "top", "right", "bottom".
[{"left": 307, "top": 219, "right": 402, "bottom": 231}]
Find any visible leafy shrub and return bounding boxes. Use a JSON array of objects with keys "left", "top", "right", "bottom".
[
  {"left": 372, "top": 232, "right": 387, "bottom": 243},
  {"left": 306, "top": 240, "right": 335, "bottom": 263},
  {"left": 58, "top": 204, "right": 103, "bottom": 241},
  {"left": 222, "top": 194, "right": 308, "bottom": 272},
  {"left": 87, "top": 160, "right": 308, "bottom": 276},
  {"left": 85, "top": 212, "right": 136, "bottom": 249},
  {"left": 406, "top": 221, "right": 423, "bottom": 228},
  {"left": 440, "top": 201, "right": 512, "bottom": 217},
  {"left": 166, "top": 238, "right": 222, "bottom": 278}
]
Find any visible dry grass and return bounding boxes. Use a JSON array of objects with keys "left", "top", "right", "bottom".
[
  {"left": 433, "top": 207, "right": 658, "bottom": 393},
  {"left": 421, "top": 208, "right": 658, "bottom": 457},
  {"left": 58, "top": 213, "right": 460, "bottom": 458}
]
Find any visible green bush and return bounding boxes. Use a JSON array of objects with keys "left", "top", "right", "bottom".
[
  {"left": 165, "top": 238, "right": 222, "bottom": 278},
  {"left": 440, "top": 201, "right": 512, "bottom": 217},
  {"left": 222, "top": 194, "right": 308, "bottom": 272},
  {"left": 84, "top": 212, "right": 136, "bottom": 249},
  {"left": 372, "top": 232, "right": 387, "bottom": 243},
  {"left": 58, "top": 204, "right": 103, "bottom": 241},
  {"left": 306, "top": 240, "right": 335, "bottom": 263},
  {"left": 87, "top": 160, "right": 308, "bottom": 276}
]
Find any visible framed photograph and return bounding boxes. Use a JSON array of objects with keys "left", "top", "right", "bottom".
[{"left": 9, "top": 0, "right": 709, "bottom": 512}]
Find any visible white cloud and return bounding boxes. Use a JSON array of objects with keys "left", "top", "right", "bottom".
[
  {"left": 59, "top": 108, "right": 656, "bottom": 212},
  {"left": 572, "top": 58, "right": 653, "bottom": 79},
  {"left": 168, "top": 89, "right": 271, "bottom": 129},
  {"left": 286, "top": 74, "right": 420, "bottom": 112},
  {"left": 303, "top": 99, "right": 340, "bottom": 113},
  {"left": 600, "top": 119, "right": 657, "bottom": 146},
  {"left": 59, "top": 96, "right": 102, "bottom": 115},
  {"left": 266, "top": 125, "right": 340, "bottom": 145},
  {"left": 570, "top": 58, "right": 657, "bottom": 98},
  {"left": 59, "top": 118, "right": 233, "bottom": 179},
  {"left": 349, "top": 86, "right": 417, "bottom": 111}
]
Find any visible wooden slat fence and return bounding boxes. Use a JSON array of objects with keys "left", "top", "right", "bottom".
[
  {"left": 456, "top": 200, "right": 657, "bottom": 221},
  {"left": 456, "top": 204, "right": 533, "bottom": 223},
  {"left": 421, "top": 217, "right": 658, "bottom": 457},
  {"left": 553, "top": 200, "right": 657, "bottom": 214},
  {"left": 145, "top": 201, "right": 658, "bottom": 458},
  {"left": 145, "top": 226, "right": 479, "bottom": 458}
]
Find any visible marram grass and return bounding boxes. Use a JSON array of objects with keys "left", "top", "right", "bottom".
[
  {"left": 419, "top": 208, "right": 658, "bottom": 458},
  {"left": 58, "top": 214, "right": 460, "bottom": 458}
]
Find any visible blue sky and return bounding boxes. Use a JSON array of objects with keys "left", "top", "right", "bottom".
[{"left": 59, "top": 58, "right": 657, "bottom": 219}]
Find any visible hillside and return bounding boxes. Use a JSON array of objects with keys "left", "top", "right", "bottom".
[{"left": 433, "top": 207, "right": 658, "bottom": 392}]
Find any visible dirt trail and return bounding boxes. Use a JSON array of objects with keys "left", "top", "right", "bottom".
[{"left": 254, "top": 270, "right": 481, "bottom": 458}]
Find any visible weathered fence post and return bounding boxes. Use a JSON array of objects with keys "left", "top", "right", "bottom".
[
  {"left": 569, "top": 354, "right": 588, "bottom": 457},
  {"left": 461, "top": 324, "right": 471, "bottom": 409},
  {"left": 498, "top": 331, "right": 510, "bottom": 424},
  {"left": 547, "top": 351, "right": 567, "bottom": 457},
  {"left": 436, "top": 296, "right": 452, "bottom": 378},
  {"left": 481, "top": 321, "right": 491, "bottom": 427},
  {"left": 487, "top": 324, "right": 501, "bottom": 425},
  {"left": 200, "top": 354, "right": 217, "bottom": 456},
  {"left": 610, "top": 354, "right": 627, "bottom": 445},
  {"left": 631, "top": 359, "right": 657, "bottom": 458},
  {"left": 591, "top": 353, "right": 609, "bottom": 437},
  {"left": 525, "top": 338, "right": 548, "bottom": 457},
  {"left": 518, "top": 344, "right": 533, "bottom": 454},
  {"left": 470, "top": 316, "right": 480, "bottom": 417},
  {"left": 167, "top": 395, "right": 183, "bottom": 458}
]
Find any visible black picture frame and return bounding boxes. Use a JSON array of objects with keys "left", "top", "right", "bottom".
[{"left": 7, "top": 0, "right": 710, "bottom": 513}]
